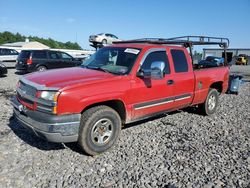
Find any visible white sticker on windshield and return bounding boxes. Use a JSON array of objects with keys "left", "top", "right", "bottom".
[{"left": 124, "top": 48, "right": 140, "bottom": 55}]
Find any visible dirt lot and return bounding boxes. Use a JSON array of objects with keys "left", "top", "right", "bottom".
[{"left": 0, "top": 68, "right": 249, "bottom": 188}]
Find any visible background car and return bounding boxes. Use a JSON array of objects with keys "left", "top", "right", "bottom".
[
  {"left": 0, "top": 48, "right": 19, "bottom": 62},
  {"left": 0, "top": 62, "right": 8, "bottom": 76},
  {"left": 89, "top": 33, "right": 121, "bottom": 45},
  {"left": 235, "top": 54, "right": 248, "bottom": 65},
  {"left": 15, "top": 50, "right": 82, "bottom": 72},
  {"left": 198, "top": 56, "right": 224, "bottom": 68}
]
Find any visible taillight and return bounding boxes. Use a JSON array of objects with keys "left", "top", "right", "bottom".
[{"left": 27, "top": 57, "right": 32, "bottom": 65}]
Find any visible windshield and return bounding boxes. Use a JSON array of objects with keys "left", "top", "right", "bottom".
[{"left": 81, "top": 47, "right": 141, "bottom": 75}]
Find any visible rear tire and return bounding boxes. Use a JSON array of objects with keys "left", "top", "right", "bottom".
[
  {"left": 78, "top": 105, "right": 121, "bottom": 155},
  {"left": 199, "top": 89, "right": 219, "bottom": 115},
  {"left": 36, "top": 66, "right": 47, "bottom": 72}
]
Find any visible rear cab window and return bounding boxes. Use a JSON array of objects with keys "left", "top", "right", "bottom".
[{"left": 171, "top": 49, "right": 188, "bottom": 73}]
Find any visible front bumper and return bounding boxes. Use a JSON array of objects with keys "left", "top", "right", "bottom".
[{"left": 11, "top": 96, "right": 81, "bottom": 143}]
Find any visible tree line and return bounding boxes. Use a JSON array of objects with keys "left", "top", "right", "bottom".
[{"left": 0, "top": 31, "right": 82, "bottom": 50}]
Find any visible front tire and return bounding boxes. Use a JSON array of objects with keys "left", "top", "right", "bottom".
[
  {"left": 199, "top": 89, "right": 219, "bottom": 115},
  {"left": 78, "top": 105, "right": 121, "bottom": 155}
]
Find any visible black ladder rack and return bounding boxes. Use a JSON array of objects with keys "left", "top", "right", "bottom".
[
  {"left": 114, "top": 35, "right": 230, "bottom": 65},
  {"left": 113, "top": 36, "right": 229, "bottom": 49}
]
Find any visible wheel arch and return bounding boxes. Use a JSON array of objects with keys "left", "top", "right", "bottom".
[
  {"left": 81, "top": 100, "right": 126, "bottom": 124},
  {"left": 209, "top": 81, "right": 223, "bottom": 93}
]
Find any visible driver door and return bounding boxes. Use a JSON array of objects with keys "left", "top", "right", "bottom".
[{"left": 130, "top": 48, "right": 175, "bottom": 120}]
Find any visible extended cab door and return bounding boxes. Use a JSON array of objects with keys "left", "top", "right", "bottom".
[
  {"left": 169, "top": 48, "right": 195, "bottom": 108},
  {"left": 130, "top": 48, "right": 175, "bottom": 120}
]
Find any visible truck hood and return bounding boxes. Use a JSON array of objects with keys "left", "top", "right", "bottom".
[{"left": 23, "top": 67, "right": 119, "bottom": 90}]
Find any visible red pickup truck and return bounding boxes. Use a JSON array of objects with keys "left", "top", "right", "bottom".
[{"left": 11, "top": 36, "right": 229, "bottom": 155}]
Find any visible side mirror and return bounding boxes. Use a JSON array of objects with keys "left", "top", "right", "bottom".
[
  {"left": 150, "top": 61, "right": 165, "bottom": 79},
  {"left": 137, "top": 61, "right": 165, "bottom": 79}
]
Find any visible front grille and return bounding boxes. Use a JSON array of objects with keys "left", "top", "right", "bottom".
[
  {"left": 16, "top": 81, "right": 55, "bottom": 114},
  {"left": 17, "top": 81, "right": 37, "bottom": 107},
  {"left": 19, "top": 82, "right": 36, "bottom": 97},
  {"left": 17, "top": 92, "right": 34, "bottom": 106}
]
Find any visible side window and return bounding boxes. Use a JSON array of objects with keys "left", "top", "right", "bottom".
[
  {"left": 32, "top": 51, "right": 47, "bottom": 59},
  {"left": 10, "top": 49, "right": 19, "bottom": 55},
  {"left": 61, "top": 52, "right": 72, "bottom": 59},
  {"left": 171, "top": 49, "right": 188, "bottom": 72},
  {"left": 6, "top": 49, "right": 11, "bottom": 55},
  {"left": 0, "top": 49, "right": 4, "bottom": 55},
  {"left": 2, "top": 49, "right": 11, "bottom": 55},
  {"left": 141, "top": 51, "right": 170, "bottom": 74},
  {"left": 49, "top": 51, "right": 60, "bottom": 59},
  {"left": 111, "top": 34, "right": 117, "bottom": 39},
  {"left": 19, "top": 51, "right": 31, "bottom": 58}
]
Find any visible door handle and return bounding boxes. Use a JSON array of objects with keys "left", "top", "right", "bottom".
[{"left": 167, "top": 80, "right": 174, "bottom": 85}]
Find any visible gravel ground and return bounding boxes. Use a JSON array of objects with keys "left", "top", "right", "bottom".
[
  {"left": 230, "top": 65, "right": 250, "bottom": 77},
  {"left": 0, "top": 69, "right": 249, "bottom": 188}
]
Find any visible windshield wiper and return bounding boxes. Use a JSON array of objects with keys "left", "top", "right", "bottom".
[
  {"left": 83, "top": 65, "right": 123, "bottom": 75},
  {"left": 84, "top": 65, "right": 111, "bottom": 74}
]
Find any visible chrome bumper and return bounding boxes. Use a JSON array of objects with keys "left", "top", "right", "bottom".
[{"left": 11, "top": 96, "right": 81, "bottom": 143}]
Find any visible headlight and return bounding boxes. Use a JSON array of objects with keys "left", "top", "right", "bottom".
[
  {"left": 37, "top": 91, "right": 60, "bottom": 114},
  {"left": 40, "top": 91, "right": 59, "bottom": 101}
]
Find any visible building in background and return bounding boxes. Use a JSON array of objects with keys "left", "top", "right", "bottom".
[
  {"left": 0, "top": 39, "right": 95, "bottom": 63},
  {"left": 1, "top": 39, "right": 50, "bottom": 52}
]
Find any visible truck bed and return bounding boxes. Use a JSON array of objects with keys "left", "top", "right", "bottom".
[{"left": 192, "top": 66, "right": 229, "bottom": 105}]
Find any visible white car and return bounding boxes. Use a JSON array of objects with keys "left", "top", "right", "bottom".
[
  {"left": 0, "top": 48, "right": 19, "bottom": 62},
  {"left": 89, "top": 33, "right": 121, "bottom": 45}
]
